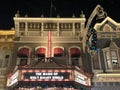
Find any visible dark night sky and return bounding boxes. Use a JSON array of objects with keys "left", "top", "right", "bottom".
[{"left": 0, "top": 0, "right": 120, "bottom": 29}]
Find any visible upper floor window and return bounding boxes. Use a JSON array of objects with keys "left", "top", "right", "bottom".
[
  {"left": 0, "top": 48, "right": 11, "bottom": 67},
  {"left": 103, "top": 41, "right": 120, "bottom": 70},
  {"left": 70, "top": 47, "right": 80, "bottom": 66},
  {"left": 111, "top": 50, "right": 118, "bottom": 68},
  {"left": 17, "top": 47, "right": 30, "bottom": 58},
  {"left": 4, "top": 55, "right": 10, "bottom": 67},
  {"left": 35, "top": 47, "right": 46, "bottom": 59},
  {"left": 53, "top": 47, "right": 64, "bottom": 57},
  {"left": 105, "top": 50, "right": 118, "bottom": 69},
  {"left": 17, "top": 47, "right": 30, "bottom": 66},
  {"left": 70, "top": 48, "right": 80, "bottom": 58}
]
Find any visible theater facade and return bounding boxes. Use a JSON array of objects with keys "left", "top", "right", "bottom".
[
  {"left": 0, "top": 11, "right": 120, "bottom": 90},
  {"left": 5, "top": 12, "right": 92, "bottom": 90}
]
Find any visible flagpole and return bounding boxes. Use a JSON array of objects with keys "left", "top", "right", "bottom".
[{"left": 50, "top": 0, "right": 52, "bottom": 17}]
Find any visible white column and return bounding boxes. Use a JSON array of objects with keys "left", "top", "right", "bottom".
[
  {"left": 72, "top": 22, "right": 75, "bottom": 36},
  {"left": 15, "top": 21, "right": 20, "bottom": 37},
  {"left": 41, "top": 22, "right": 44, "bottom": 36},
  {"left": 57, "top": 22, "right": 59, "bottom": 36},
  {"left": 81, "top": 23, "right": 85, "bottom": 37},
  {"left": 25, "top": 22, "right": 28, "bottom": 36}
]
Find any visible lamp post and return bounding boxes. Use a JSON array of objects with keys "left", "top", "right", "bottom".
[{"left": 83, "top": 4, "right": 107, "bottom": 56}]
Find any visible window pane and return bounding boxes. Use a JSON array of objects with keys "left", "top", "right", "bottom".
[
  {"left": 112, "top": 59, "right": 118, "bottom": 69},
  {"left": 111, "top": 51, "right": 117, "bottom": 60},
  {"left": 20, "top": 59, "right": 27, "bottom": 66},
  {"left": 112, "top": 60, "right": 118, "bottom": 64},
  {"left": 71, "top": 58, "right": 79, "bottom": 66},
  {"left": 106, "top": 51, "right": 110, "bottom": 60},
  {"left": 112, "top": 56, "right": 117, "bottom": 59},
  {"left": 111, "top": 51, "right": 117, "bottom": 56},
  {"left": 107, "top": 60, "right": 112, "bottom": 69},
  {"left": 4, "top": 55, "right": 9, "bottom": 67}
]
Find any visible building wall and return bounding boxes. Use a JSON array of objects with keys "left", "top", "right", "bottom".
[
  {"left": 1, "top": 16, "right": 120, "bottom": 89},
  {"left": 0, "top": 30, "right": 15, "bottom": 89},
  {"left": 11, "top": 16, "right": 87, "bottom": 69},
  {"left": 91, "top": 17, "right": 120, "bottom": 89}
]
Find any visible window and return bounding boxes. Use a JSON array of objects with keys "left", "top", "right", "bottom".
[
  {"left": 105, "top": 51, "right": 112, "bottom": 69},
  {"left": 71, "top": 58, "right": 79, "bottom": 66},
  {"left": 4, "top": 55, "right": 9, "bottom": 67},
  {"left": 35, "top": 47, "right": 46, "bottom": 59},
  {"left": 111, "top": 50, "right": 118, "bottom": 69},
  {"left": 17, "top": 47, "right": 30, "bottom": 66},
  {"left": 70, "top": 47, "right": 80, "bottom": 66},
  {"left": 105, "top": 50, "right": 118, "bottom": 69},
  {"left": 20, "top": 58, "right": 27, "bottom": 66},
  {"left": 17, "top": 47, "right": 29, "bottom": 58},
  {"left": 53, "top": 47, "right": 64, "bottom": 57}
]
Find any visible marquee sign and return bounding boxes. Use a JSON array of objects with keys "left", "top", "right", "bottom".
[
  {"left": 7, "top": 71, "right": 19, "bottom": 87},
  {"left": 74, "top": 71, "right": 91, "bottom": 86},
  {"left": 21, "top": 69, "right": 72, "bottom": 81}
]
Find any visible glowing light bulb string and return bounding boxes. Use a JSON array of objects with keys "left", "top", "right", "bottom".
[{"left": 47, "top": 31, "right": 51, "bottom": 58}]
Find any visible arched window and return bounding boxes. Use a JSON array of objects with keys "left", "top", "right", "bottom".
[
  {"left": 54, "top": 47, "right": 64, "bottom": 57},
  {"left": 70, "top": 48, "right": 80, "bottom": 57},
  {"left": 17, "top": 47, "right": 30, "bottom": 66},
  {"left": 35, "top": 47, "right": 46, "bottom": 59},
  {"left": 17, "top": 47, "right": 29, "bottom": 58},
  {"left": 70, "top": 47, "right": 80, "bottom": 66},
  {"left": 0, "top": 47, "right": 11, "bottom": 67}
]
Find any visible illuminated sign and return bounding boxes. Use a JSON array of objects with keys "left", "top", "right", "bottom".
[
  {"left": 22, "top": 69, "right": 72, "bottom": 81},
  {"left": 74, "top": 71, "right": 91, "bottom": 86},
  {"left": 7, "top": 71, "right": 19, "bottom": 87}
]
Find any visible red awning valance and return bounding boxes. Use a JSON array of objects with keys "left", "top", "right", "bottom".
[
  {"left": 54, "top": 48, "right": 63, "bottom": 57},
  {"left": 70, "top": 48, "right": 80, "bottom": 57},
  {"left": 17, "top": 48, "right": 29, "bottom": 58},
  {"left": 54, "top": 48, "right": 63, "bottom": 54},
  {"left": 36, "top": 48, "right": 46, "bottom": 57}
]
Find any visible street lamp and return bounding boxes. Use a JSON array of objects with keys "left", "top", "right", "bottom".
[{"left": 83, "top": 4, "right": 107, "bottom": 56}]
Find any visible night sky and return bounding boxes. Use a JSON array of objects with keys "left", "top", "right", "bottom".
[{"left": 0, "top": 0, "right": 120, "bottom": 29}]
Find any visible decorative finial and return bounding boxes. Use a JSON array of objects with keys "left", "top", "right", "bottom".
[
  {"left": 72, "top": 13, "right": 75, "bottom": 18},
  {"left": 80, "top": 11, "right": 85, "bottom": 18},
  {"left": 57, "top": 14, "right": 60, "bottom": 18},
  {"left": 15, "top": 10, "right": 20, "bottom": 17},
  {"left": 41, "top": 14, "right": 44, "bottom": 18},
  {"left": 25, "top": 14, "right": 28, "bottom": 17}
]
